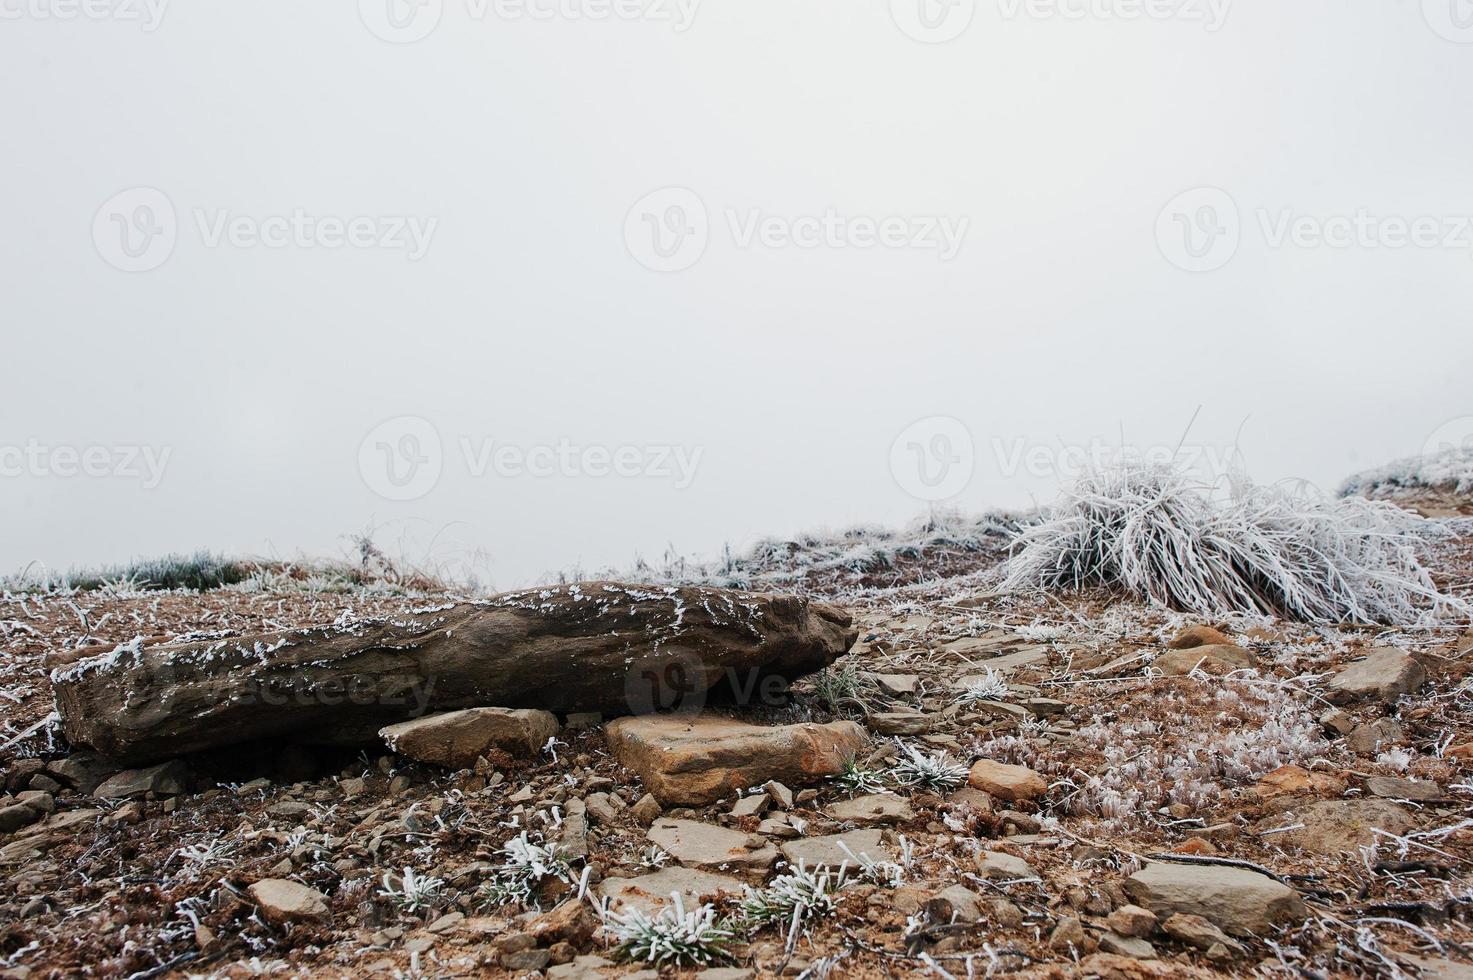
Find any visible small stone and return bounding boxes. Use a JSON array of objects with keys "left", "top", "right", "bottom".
[
  {"left": 47, "top": 752, "right": 119, "bottom": 795},
  {"left": 584, "top": 793, "right": 620, "bottom": 825},
  {"left": 630, "top": 793, "right": 662, "bottom": 827},
  {"left": 427, "top": 912, "right": 464, "bottom": 934},
  {"left": 763, "top": 781, "right": 794, "bottom": 810},
  {"left": 26, "top": 775, "right": 61, "bottom": 795},
  {"left": 1319, "top": 708, "right": 1355, "bottom": 735},
  {"left": 1161, "top": 912, "right": 1243, "bottom": 954},
  {"left": 1328, "top": 648, "right": 1426, "bottom": 703},
  {"left": 528, "top": 900, "right": 597, "bottom": 947},
  {"left": 1263, "top": 799, "right": 1416, "bottom": 855},
  {"left": 1024, "top": 697, "right": 1069, "bottom": 718},
  {"left": 696, "top": 970, "right": 754, "bottom": 980},
  {"left": 597, "top": 867, "right": 747, "bottom": 915},
  {"left": 780, "top": 830, "right": 892, "bottom": 870},
  {"left": 866, "top": 711, "right": 934, "bottom": 735},
  {"left": 988, "top": 898, "right": 1024, "bottom": 928},
  {"left": 604, "top": 714, "right": 867, "bottom": 806},
  {"left": 93, "top": 760, "right": 189, "bottom": 799},
  {"left": 1365, "top": 776, "right": 1443, "bottom": 801},
  {"left": 869, "top": 673, "right": 920, "bottom": 695},
  {"left": 1099, "top": 933, "right": 1156, "bottom": 959},
  {"left": 931, "top": 884, "right": 985, "bottom": 923},
  {"left": 731, "top": 795, "right": 770, "bottom": 819},
  {"left": 1107, "top": 904, "right": 1158, "bottom": 937},
  {"left": 1154, "top": 644, "right": 1256, "bottom": 676},
  {"left": 339, "top": 777, "right": 366, "bottom": 796},
  {"left": 248, "top": 879, "right": 330, "bottom": 924},
  {"left": 647, "top": 819, "right": 778, "bottom": 875},
  {"left": 0, "top": 805, "right": 40, "bottom": 834},
  {"left": 967, "top": 760, "right": 1047, "bottom": 802},
  {"left": 1348, "top": 718, "right": 1405, "bottom": 755},
  {"left": 1125, "top": 863, "right": 1306, "bottom": 936},
  {"left": 500, "top": 949, "right": 551, "bottom": 971},
  {"left": 380, "top": 707, "right": 560, "bottom": 767},
  {"left": 1168, "top": 625, "right": 1233, "bottom": 649},
  {"left": 1049, "top": 916, "right": 1090, "bottom": 953},
  {"left": 825, "top": 793, "right": 914, "bottom": 827},
  {"left": 946, "top": 786, "right": 993, "bottom": 813},
  {"left": 547, "top": 955, "right": 616, "bottom": 980},
  {"left": 565, "top": 712, "right": 602, "bottom": 731},
  {"left": 976, "top": 850, "right": 1038, "bottom": 880}
]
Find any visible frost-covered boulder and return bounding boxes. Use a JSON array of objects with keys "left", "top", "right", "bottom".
[{"left": 46, "top": 582, "right": 855, "bottom": 763}]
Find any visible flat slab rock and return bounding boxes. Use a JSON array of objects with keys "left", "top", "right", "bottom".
[
  {"left": 1327, "top": 648, "right": 1426, "bottom": 703},
  {"left": 825, "top": 793, "right": 914, "bottom": 827},
  {"left": 1154, "top": 644, "right": 1256, "bottom": 676},
  {"left": 1260, "top": 798, "right": 1417, "bottom": 855},
  {"left": 596, "top": 866, "right": 747, "bottom": 915},
  {"left": 779, "top": 829, "right": 893, "bottom": 870},
  {"left": 604, "top": 713, "right": 867, "bottom": 806},
  {"left": 1125, "top": 862, "right": 1307, "bottom": 936},
  {"left": 646, "top": 818, "right": 778, "bottom": 876},
  {"left": 380, "top": 707, "right": 559, "bottom": 768},
  {"left": 46, "top": 581, "right": 855, "bottom": 763}
]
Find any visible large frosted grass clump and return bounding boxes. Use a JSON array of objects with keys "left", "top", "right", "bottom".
[{"left": 998, "top": 463, "right": 1464, "bottom": 626}]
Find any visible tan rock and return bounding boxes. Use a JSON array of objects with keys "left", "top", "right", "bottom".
[
  {"left": 1107, "top": 904, "right": 1159, "bottom": 938},
  {"left": 380, "top": 707, "right": 559, "bottom": 767},
  {"left": 596, "top": 867, "right": 746, "bottom": 915},
  {"left": 780, "top": 829, "right": 892, "bottom": 870},
  {"left": 647, "top": 819, "right": 778, "bottom": 876},
  {"left": 967, "top": 760, "right": 1048, "bottom": 802},
  {"left": 1124, "top": 863, "right": 1306, "bottom": 936},
  {"left": 1167, "top": 625, "right": 1233, "bottom": 650},
  {"left": 1328, "top": 648, "right": 1426, "bottom": 703},
  {"left": 1262, "top": 799, "right": 1416, "bottom": 856},
  {"left": 248, "top": 879, "right": 330, "bottom": 924},
  {"left": 604, "top": 714, "right": 867, "bottom": 806},
  {"left": 1250, "top": 764, "right": 1345, "bottom": 800},
  {"left": 1153, "top": 644, "right": 1255, "bottom": 676},
  {"left": 825, "top": 793, "right": 914, "bottom": 827}
]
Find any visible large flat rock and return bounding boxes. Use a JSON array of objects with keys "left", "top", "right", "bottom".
[
  {"left": 646, "top": 818, "right": 778, "bottom": 876},
  {"left": 604, "top": 713, "right": 867, "bottom": 806},
  {"left": 1125, "top": 863, "right": 1307, "bottom": 936},
  {"left": 47, "top": 582, "right": 855, "bottom": 763},
  {"left": 596, "top": 866, "right": 747, "bottom": 915}
]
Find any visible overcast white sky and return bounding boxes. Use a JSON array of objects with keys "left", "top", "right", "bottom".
[{"left": 3, "top": 0, "right": 1472, "bottom": 588}]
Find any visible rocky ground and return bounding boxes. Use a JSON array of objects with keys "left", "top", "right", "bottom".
[{"left": 3, "top": 504, "right": 1473, "bottom": 978}]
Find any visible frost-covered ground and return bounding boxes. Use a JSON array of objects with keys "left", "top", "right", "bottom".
[{"left": 2, "top": 481, "right": 1473, "bottom": 977}]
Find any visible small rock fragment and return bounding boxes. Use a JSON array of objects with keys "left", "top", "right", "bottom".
[
  {"left": 1328, "top": 648, "right": 1426, "bottom": 703},
  {"left": 967, "top": 760, "right": 1047, "bottom": 802},
  {"left": 248, "top": 879, "right": 330, "bottom": 924}
]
